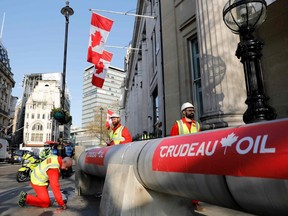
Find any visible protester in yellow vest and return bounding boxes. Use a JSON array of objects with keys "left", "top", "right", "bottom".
[
  {"left": 18, "top": 155, "right": 73, "bottom": 209},
  {"left": 107, "top": 113, "right": 132, "bottom": 145},
  {"left": 170, "top": 102, "right": 204, "bottom": 212},
  {"left": 170, "top": 102, "right": 200, "bottom": 135}
]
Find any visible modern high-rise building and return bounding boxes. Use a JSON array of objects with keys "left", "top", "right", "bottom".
[
  {"left": 79, "top": 65, "right": 126, "bottom": 147},
  {"left": 82, "top": 66, "right": 126, "bottom": 128}
]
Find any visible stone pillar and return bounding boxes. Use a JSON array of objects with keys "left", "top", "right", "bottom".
[{"left": 196, "top": 0, "right": 247, "bottom": 128}]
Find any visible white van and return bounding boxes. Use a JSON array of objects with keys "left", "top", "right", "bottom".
[{"left": 0, "top": 138, "right": 9, "bottom": 162}]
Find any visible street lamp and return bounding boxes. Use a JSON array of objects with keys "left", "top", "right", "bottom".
[
  {"left": 61, "top": 1, "right": 74, "bottom": 110},
  {"left": 59, "top": 1, "right": 73, "bottom": 158},
  {"left": 223, "top": 0, "right": 276, "bottom": 124},
  {"left": 100, "top": 107, "right": 104, "bottom": 145}
]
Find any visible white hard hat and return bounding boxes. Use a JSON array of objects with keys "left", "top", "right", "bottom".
[
  {"left": 110, "top": 113, "right": 120, "bottom": 118},
  {"left": 181, "top": 102, "right": 194, "bottom": 112}
]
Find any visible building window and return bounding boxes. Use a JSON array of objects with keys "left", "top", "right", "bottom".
[
  {"left": 189, "top": 36, "right": 203, "bottom": 118},
  {"left": 42, "top": 114, "right": 45, "bottom": 119},
  {"left": 152, "top": 29, "right": 157, "bottom": 67},
  {"left": 150, "top": 29, "right": 156, "bottom": 71},
  {"left": 46, "top": 133, "right": 51, "bottom": 141},
  {"left": 25, "top": 133, "right": 29, "bottom": 142},
  {"left": 31, "top": 133, "right": 43, "bottom": 142},
  {"left": 32, "top": 123, "right": 43, "bottom": 131},
  {"left": 152, "top": 87, "right": 159, "bottom": 125}
]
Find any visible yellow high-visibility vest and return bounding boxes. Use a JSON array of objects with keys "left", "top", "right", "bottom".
[
  {"left": 39, "top": 149, "right": 52, "bottom": 159},
  {"left": 109, "top": 126, "right": 125, "bottom": 145},
  {"left": 176, "top": 120, "right": 200, "bottom": 135},
  {"left": 31, "top": 155, "right": 60, "bottom": 186}
]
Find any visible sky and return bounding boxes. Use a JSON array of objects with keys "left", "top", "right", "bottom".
[{"left": 0, "top": 0, "right": 137, "bottom": 127}]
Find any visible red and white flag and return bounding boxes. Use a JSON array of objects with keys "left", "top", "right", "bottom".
[
  {"left": 87, "top": 13, "right": 114, "bottom": 65},
  {"left": 91, "top": 50, "right": 113, "bottom": 88},
  {"left": 105, "top": 110, "right": 114, "bottom": 130}
]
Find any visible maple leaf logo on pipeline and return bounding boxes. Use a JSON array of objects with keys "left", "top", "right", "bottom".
[
  {"left": 159, "top": 133, "right": 275, "bottom": 158},
  {"left": 221, "top": 133, "right": 238, "bottom": 155}
]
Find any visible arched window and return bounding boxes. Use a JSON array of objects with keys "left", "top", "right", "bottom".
[{"left": 32, "top": 123, "right": 43, "bottom": 131}]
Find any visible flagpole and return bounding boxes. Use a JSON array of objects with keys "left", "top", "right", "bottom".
[
  {"left": 89, "top": 9, "right": 156, "bottom": 19},
  {"left": 105, "top": 45, "right": 142, "bottom": 51},
  {"left": 0, "top": 12, "right": 5, "bottom": 40}
]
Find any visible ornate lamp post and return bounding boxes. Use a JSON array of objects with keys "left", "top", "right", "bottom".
[
  {"left": 52, "top": 2, "right": 73, "bottom": 126},
  {"left": 61, "top": 1, "right": 74, "bottom": 110},
  {"left": 58, "top": 1, "right": 73, "bottom": 159},
  {"left": 223, "top": 0, "right": 276, "bottom": 124}
]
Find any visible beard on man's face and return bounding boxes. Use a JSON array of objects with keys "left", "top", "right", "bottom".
[
  {"left": 185, "top": 112, "right": 194, "bottom": 119},
  {"left": 112, "top": 119, "right": 120, "bottom": 127}
]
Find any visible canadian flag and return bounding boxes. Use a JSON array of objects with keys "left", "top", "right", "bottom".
[
  {"left": 105, "top": 110, "right": 114, "bottom": 130},
  {"left": 91, "top": 50, "right": 113, "bottom": 88},
  {"left": 87, "top": 13, "right": 114, "bottom": 65}
]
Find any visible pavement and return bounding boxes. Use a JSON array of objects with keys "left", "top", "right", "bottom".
[
  {"left": 0, "top": 168, "right": 101, "bottom": 216},
  {"left": 0, "top": 167, "right": 256, "bottom": 216}
]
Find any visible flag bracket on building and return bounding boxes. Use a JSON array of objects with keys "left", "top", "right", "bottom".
[{"left": 88, "top": 9, "right": 157, "bottom": 19}]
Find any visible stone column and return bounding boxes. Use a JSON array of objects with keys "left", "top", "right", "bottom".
[{"left": 196, "top": 0, "right": 247, "bottom": 128}]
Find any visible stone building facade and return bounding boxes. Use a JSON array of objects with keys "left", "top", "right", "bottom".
[
  {"left": 0, "top": 41, "right": 15, "bottom": 140},
  {"left": 123, "top": 0, "right": 287, "bottom": 138}
]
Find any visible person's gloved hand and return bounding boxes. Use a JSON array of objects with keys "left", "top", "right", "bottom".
[
  {"left": 57, "top": 204, "right": 67, "bottom": 210},
  {"left": 55, "top": 204, "right": 67, "bottom": 213}
]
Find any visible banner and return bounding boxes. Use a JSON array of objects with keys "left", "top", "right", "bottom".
[
  {"left": 152, "top": 120, "right": 288, "bottom": 179},
  {"left": 87, "top": 13, "right": 114, "bottom": 65},
  {"left": 91, "top": 50, "right": 113, "bottom": 88},
  {"left": 105, "top": 110, "right": 114, "bottom": 130}
]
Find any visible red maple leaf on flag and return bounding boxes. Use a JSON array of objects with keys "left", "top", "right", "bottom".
[
  {"left": 96, "top": 61, "right": 104, "bottom": 74},
  {"left": 91, "top": 30, "right": 102, "bottom": 47}
]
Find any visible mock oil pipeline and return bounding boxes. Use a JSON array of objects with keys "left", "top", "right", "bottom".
[{"left": 78, "top": 119, "right": 288, "bottom": 215}]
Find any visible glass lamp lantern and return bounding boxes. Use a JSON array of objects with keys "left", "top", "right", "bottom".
[{"left": 223, "top": 0, "right": 267, "bottom": 35}]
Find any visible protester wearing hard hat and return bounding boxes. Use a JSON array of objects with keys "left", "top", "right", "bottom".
[
  {"left": 170, "top": 102, "right": 203, "bottom": 211},
  {"left": 106, "top": 113, "right": 132, "bottom": 146},
  {"left": 170, "top": 102, "right": 200, "bottom": 135}
]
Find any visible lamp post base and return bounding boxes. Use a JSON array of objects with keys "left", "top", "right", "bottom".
[
  {"left": 243, "top": 94, "right": 277, "bottom": 124},
  {"left": 236, "top": 36, "right": 277, "bottom": 124}
]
